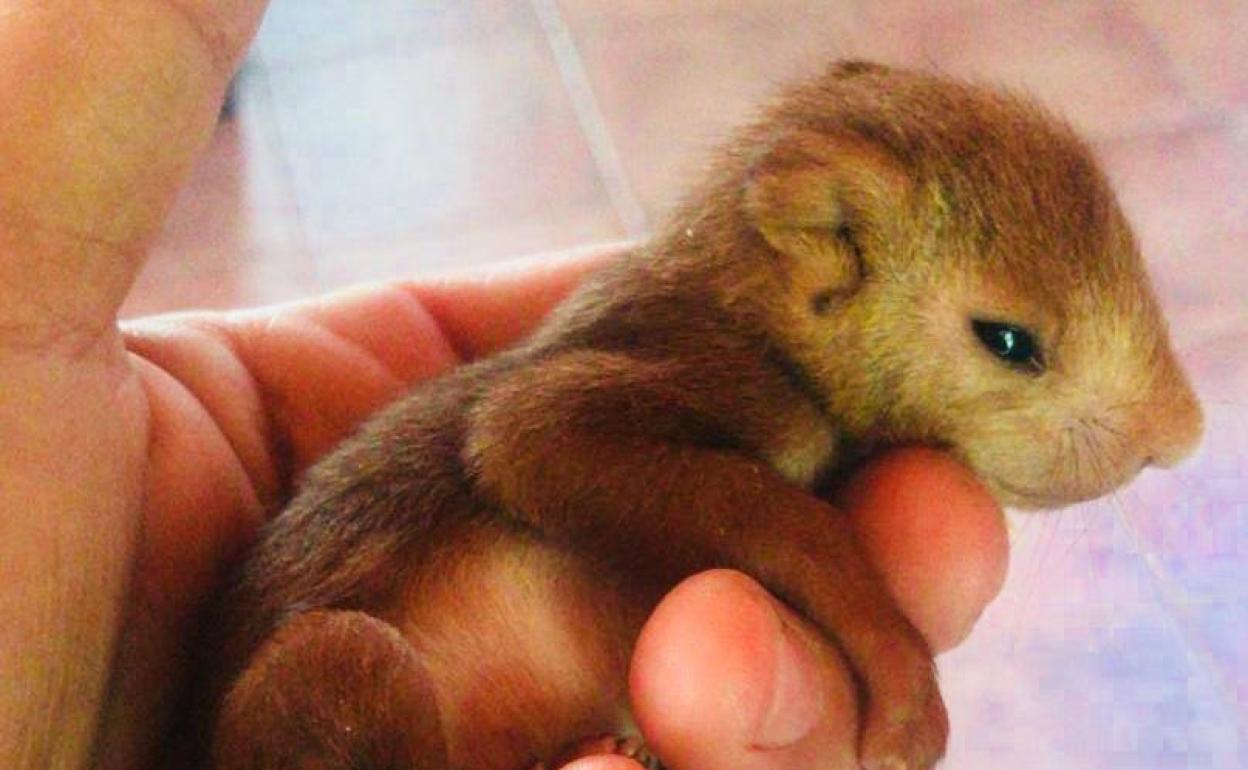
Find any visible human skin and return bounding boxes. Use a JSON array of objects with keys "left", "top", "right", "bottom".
[{"left": 0, "top": 2, "right": 1008, "bottom": 770}]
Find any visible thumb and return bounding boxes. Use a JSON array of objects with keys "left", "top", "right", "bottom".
[
  {"left": 0, "top": 0, "right": 267, "bottom": 348},
  {"left": 630, "top": 570, "right": 860, "bottom": 770}
]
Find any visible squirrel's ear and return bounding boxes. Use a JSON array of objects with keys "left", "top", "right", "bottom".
[{"left": 743, "top": 130, "right": 909, "bottom": 292}]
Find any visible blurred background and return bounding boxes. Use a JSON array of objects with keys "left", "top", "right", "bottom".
[{"left": 122, "top": 2, "right": 1246, "bottom": 768}]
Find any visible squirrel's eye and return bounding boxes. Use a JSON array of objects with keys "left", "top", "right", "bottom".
[{"left": 971, "top": 320, "right": 1044, "bottom": 373}]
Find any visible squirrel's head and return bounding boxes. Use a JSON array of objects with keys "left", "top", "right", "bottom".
[{"left": 726, "top": 62, "right": 1200, "bottom": 508}]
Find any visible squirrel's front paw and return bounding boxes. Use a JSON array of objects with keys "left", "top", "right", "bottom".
[{"left": 856, "top": 648, "right": 947, "bottom": 770}]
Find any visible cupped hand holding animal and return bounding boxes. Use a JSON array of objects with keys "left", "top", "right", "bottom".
[{"left": 0, "top": 3, "right": 1008, "bottom": 770}]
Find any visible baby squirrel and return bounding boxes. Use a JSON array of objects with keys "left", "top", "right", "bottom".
[{"left": 201, "top": 61, "right": 1202, "bottom": 770}]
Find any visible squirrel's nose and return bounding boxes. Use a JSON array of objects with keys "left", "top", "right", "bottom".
[{"left": 1142, "top": 385, "right": 1203, "bottom": 469}]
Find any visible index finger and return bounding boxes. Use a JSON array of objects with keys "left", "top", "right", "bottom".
[{"left": 395, "top": 243, "right": 625, "bottom": 360}]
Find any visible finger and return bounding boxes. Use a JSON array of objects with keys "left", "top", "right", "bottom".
[
  {"left": 123, "top": 247, "right": 619, "bottom": 480},
  {"left": 0, "top": 0, "right": 267, "bottom": 350},
  {"left": 837, "top": 447, "right": 1009, "bottom": 652},
  {"left": 630, "top": 570, "right": 860, "bottom": 770},
  {"left": 400, "top": 243, "right": 624, "bottom": 359}
]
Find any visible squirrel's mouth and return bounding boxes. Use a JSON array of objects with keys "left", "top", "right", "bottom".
[
  {"left": 985, "top": 477, "right": 1077, "bottom": 510},
  {"left": 949, "top": 432, "right": 1150, "bottom": 511},
  {"left": 983, "top": 470, "right": 1141, "bottom": 511}
]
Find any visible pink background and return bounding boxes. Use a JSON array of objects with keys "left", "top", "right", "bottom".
[{"left": 122, "top": 3, "right": 1247, "bottom": 767}]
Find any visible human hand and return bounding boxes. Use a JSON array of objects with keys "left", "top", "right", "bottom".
[
  {"left": 0, "top": 2, "right": 1007, "bottom": 770},
  {"left": 624, "top": 450, "right": 1006, "bottom": 770}
]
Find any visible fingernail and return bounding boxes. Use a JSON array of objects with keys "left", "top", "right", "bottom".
[{"left": 752, "top": 615, "right": 825, "bottom": 749}]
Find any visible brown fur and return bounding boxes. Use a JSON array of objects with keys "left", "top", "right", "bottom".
[{"left": 197, "top": 62, "right": 1201, "bottom": 770}]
